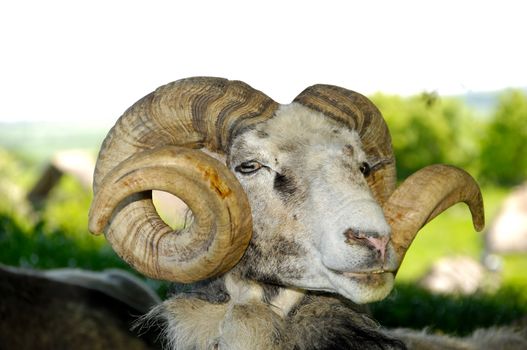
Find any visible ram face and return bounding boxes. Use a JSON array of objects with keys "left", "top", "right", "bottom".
[
  {"left": 229, "top": 103, "right": 395, "bottom": 302},
  {"left": 89, "top": 77, "right": 484, "bottom": 305}
]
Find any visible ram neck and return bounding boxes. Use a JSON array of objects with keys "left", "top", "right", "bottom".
[
  {"left": 224, "top": 272, "right": 306, "bottom": 317},
  {"left": 150, "top": 273, "right": 406, "bottom": 349}
]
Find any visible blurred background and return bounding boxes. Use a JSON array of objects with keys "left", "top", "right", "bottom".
[{"left": 1, "top": 0, "right": 526, "bottom": 336}]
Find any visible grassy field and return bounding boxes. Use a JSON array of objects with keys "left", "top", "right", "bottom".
[{"left": 0, "top": 129, "right": 526, "bottom": 336}]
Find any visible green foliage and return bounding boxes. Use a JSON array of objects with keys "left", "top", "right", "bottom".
[
  {"left": 371, "top": 89, "right": 527, "bottom": 185},
  {"left": 370, "top": 92, "right": 481, "bottom": 179},
  {"left": 479, "top": 90, "right": 527, "bottom": 185}
]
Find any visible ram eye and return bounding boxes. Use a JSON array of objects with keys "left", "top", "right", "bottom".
[
  {"left": 235, "top": 161, "right": 263, "bottom": 175},
  {"left": 359, "top": 162, "right": 371, "bottom": 177}
]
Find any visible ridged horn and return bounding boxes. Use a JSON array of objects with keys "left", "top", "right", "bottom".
[
  {"left": 383, "top": 164, "right": 485, "bottom": 268},
  {"left": 294, "top": 84, "right": 396, "bottom": 205},
  {"left": 89, "top": 77, "right": 279, "bottom": 283}
]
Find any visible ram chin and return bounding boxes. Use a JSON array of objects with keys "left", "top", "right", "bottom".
[{"left": 328, "top": 269, "right": 395, "bottom": 304}]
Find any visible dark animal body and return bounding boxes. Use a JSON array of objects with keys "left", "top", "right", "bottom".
[{"left": 0, "top": 265, "right": 162, "bottom": 350}]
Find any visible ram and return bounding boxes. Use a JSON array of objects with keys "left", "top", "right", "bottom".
[{"left": 89, "top": 77, "right": 526, "bottom": 349}]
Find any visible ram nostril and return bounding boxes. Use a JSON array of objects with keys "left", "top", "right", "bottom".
[
  {"left": 344, "top": 229, "right": 361, "bottom": 243},
  {"left": 344, "top": 229, "right": 389, "bottom": 261}
]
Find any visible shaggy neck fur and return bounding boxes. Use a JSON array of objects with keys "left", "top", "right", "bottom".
[{"left": 140, "top": 272, "right": 406, "bottom": 350}]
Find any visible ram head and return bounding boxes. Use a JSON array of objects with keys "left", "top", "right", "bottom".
[{"left": 89, "top": 77, "right": 484, "bottom": 304}]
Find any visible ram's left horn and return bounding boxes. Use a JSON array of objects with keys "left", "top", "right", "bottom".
[{"left": 383, "top": 164, "right": 485, "bottom": 269}]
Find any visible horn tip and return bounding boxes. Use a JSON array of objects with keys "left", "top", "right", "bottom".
[
  {"left": 88, "top": 207, "right": 106, "bottom": 236},
  {"left": 472, "top": 192, "right": 485, "bottom": 232},
  {"left": 88, "top": 220, "right": 104, "bottom": 236},
  {"left": 473, "top": 215, "right": 485, "bottom": 232}
]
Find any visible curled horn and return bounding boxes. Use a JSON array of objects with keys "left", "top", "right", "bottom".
[
  {"left": 384, "top": 164, "right": 485, "bottom": 268},
  {"left": 89, "top": 77, "right": 279, "bottom": 283}
]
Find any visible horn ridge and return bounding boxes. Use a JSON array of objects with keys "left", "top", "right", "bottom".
[{"left": 218, "top": 91, "right": 278, "bottom": 150}]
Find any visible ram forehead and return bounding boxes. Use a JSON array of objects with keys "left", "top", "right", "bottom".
[{"left": 232, "top": 103, "right": 367, "bottom": 166}]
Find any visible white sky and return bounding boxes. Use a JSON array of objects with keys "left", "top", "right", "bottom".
[{"left": 0, "top": 0, "right": 525, "bottom": 123}]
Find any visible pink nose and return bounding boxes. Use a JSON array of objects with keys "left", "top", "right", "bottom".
[{"left": 344, "top": 229, "right": 389, "bottom": 261}]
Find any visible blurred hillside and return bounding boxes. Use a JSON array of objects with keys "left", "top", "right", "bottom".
[
  {"left": 456, "top": 87, "right": 527, "bottom": 116},
  {"left": 0, "top": 121, "right": 111, "bottom": 163}
]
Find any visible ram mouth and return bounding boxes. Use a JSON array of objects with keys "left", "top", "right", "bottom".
[
  {"left": 341, "top": 270, "right": 392, "bottom": 278},
  {"left": 330, "top": 269, "right": 395, "bottom": 285}
]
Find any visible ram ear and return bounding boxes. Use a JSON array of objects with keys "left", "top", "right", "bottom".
[{"left": 383, "top": 164, "right": 484, "bottom": 268}]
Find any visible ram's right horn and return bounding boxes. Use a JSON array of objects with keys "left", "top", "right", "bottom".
[{"left": 383, "top": 164, "right": 485, "bottom": 270}]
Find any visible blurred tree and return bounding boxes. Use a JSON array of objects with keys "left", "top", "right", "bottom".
[
  {"left": 479, "top": 90, "right": 527, "bottom": 185},
  {"left": 370, "top": 93, "right": 480, "bottom": 179}
]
